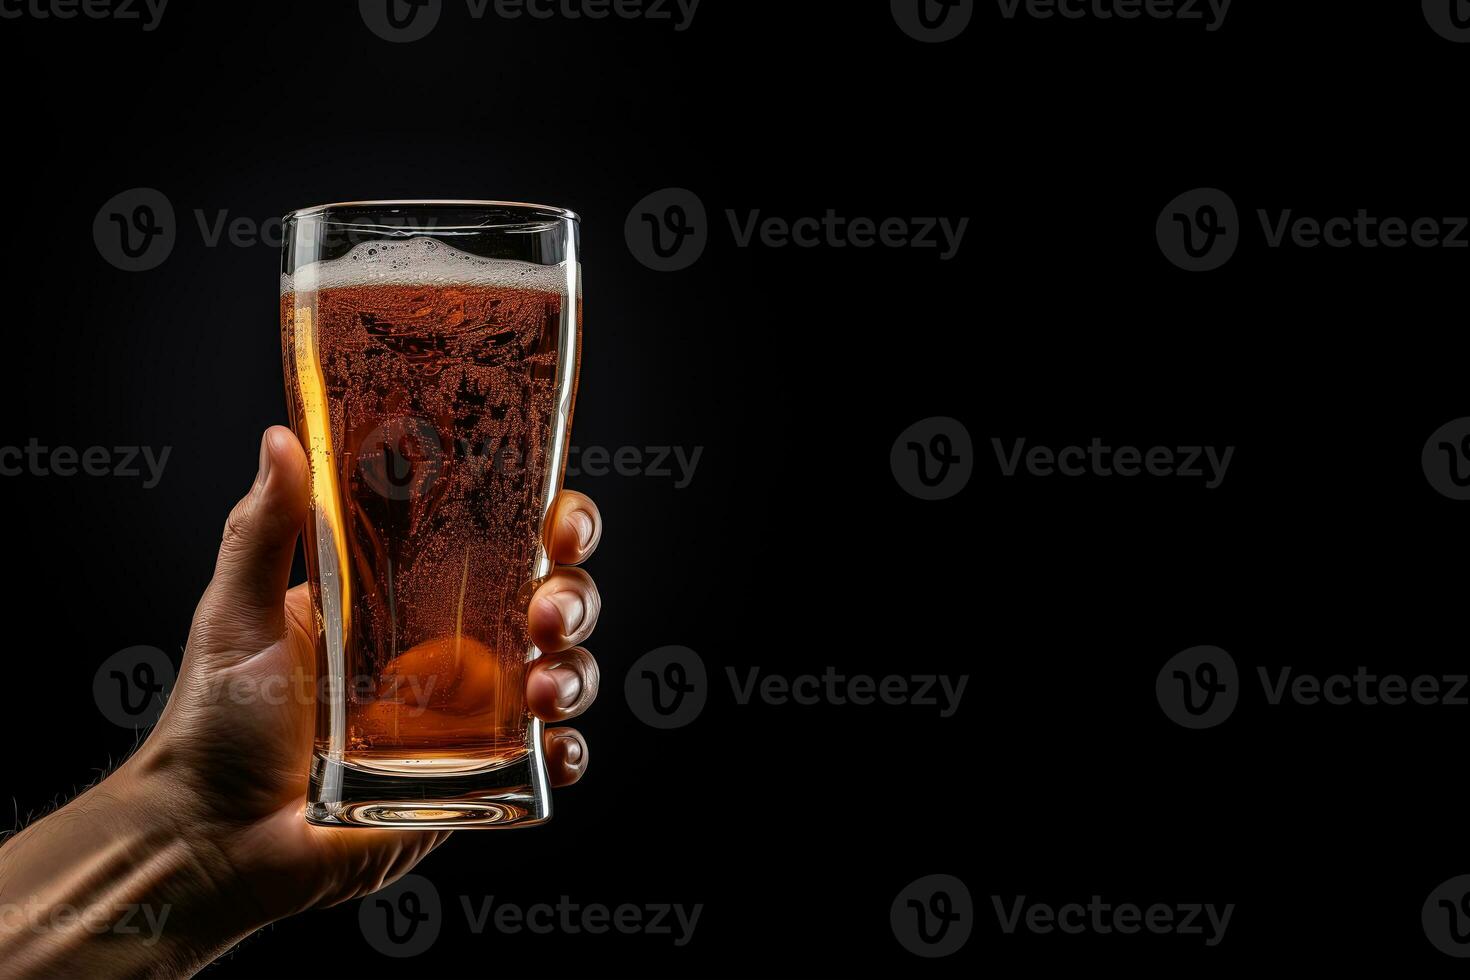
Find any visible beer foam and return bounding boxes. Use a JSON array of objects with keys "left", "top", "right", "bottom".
[{"left": 281, "top": 237, "right": 570, "bottom": 295}]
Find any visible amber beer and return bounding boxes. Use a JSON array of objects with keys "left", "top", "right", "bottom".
[{"left": 280, "top": 203, "right": 580, "bottom": 828}]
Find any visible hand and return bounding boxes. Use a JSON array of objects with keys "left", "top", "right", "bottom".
[{"left": 0, "top": 427, "right": 603, "bottom": 977}]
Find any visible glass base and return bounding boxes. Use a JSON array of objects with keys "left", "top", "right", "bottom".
[{"left": 307, "top": 750, "right": 550, "bottom": 829}]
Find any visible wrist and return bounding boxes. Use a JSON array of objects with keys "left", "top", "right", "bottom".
[
  {"left": 0, "top": 748, "right": 268, "bottom": 977},
  {"left": 116, "top": 736, "right": 274, "bottom": 940}
]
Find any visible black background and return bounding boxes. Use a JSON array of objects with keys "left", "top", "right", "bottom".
[{"left": 3, "top": 0, "right": 1469, "bottom": 973}]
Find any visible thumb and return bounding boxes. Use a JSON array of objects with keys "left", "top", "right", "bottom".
[{"left": 190, "top": 426, "right": 310, "bottom": 656}]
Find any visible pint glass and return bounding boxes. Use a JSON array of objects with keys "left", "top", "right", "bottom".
[{"left": 280, "top": 202, "right": 580, "bottom": 828}]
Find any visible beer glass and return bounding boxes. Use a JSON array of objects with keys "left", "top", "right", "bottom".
[{"left": 280, "top": 201, "right": 580, "bottom": 828}]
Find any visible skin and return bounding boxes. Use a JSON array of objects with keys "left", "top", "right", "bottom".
[{"left": 0, "top": 427, "right": 604, "bottom": 978}]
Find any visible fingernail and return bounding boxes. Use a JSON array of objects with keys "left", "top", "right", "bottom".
[
  {"left": 569, "top": 510, "right": 595, "bottom": 549},
  {"left": 558, "top": 736, "right": 584, "bottom": 766},
  {"left": 255, "top": 431, "right": 273, "bottom": 489},
  {"left": 548, "top": 665, "right": 583, "bottom": 709},
  {"left": 547, "top": 591, "right": 586, "bottom": 636}
]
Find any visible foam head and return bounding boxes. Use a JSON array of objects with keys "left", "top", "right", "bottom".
[{"left": 282, "top": 237, "right": 569, "bottom": 295}]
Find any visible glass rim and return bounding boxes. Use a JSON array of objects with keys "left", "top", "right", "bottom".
[{"left": 283, "top": 199, "right": 580, "bottom": 223}]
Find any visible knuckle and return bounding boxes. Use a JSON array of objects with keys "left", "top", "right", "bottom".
[{"left": 221, "top": 500, "right": 253, "bottom": 546}]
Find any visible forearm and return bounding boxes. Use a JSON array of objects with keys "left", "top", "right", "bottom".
[{"left": 0, "top": 759, "right": 262, "bottom": 979}]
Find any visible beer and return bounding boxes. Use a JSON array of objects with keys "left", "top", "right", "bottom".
[{"left": 281, "top": 208, "right": 580, "bottom": 828}]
